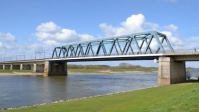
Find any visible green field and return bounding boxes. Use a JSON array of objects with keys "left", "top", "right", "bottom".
[
  {"left": 67, "top": 64, "right": 157, "bottom": 73},
  {"left": 0, "top": 69, "right": 32, "bottom": 73},
  {"left": 1, "top": 82, "right": 199, "bottom": 112}
]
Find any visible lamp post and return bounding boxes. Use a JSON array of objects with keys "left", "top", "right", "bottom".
[
  {"left": 16, "top": 55, "right": 25, "bottom": 60},
  {"left": 35, "top": 52, "right": 45, "bottom": 59},
  {"left": 4, "top": 57, "right": 12, "bottom": 61}
]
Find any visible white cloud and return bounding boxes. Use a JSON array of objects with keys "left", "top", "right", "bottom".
[
  {"left": 35, "top": 22, "right": 94, "bottom": 43},
  {"left": 163, "top": 24, "right": 178, "bottom": 32},
  {"left": 0, "top": 14, "right": 198, "bottom": 60},
  {"left": 144, "top": 22, "right": 159, "bottom": 30},
  {"left": 99, "top": 14, "right": 185, "bottom": 51},
  {"left": 0, "top": 32, "right": 16, "bottom": 42},
  {"left": 161, "top": 31, "right": 183, "bottom": 46},
  {"left": 0, "top": 42, "right": 3, "bottom": 48},
  {"left": 43, "top": 40, "right": 58, "bottom": 47},
  {"left": 100, "top": 14, "right": 145, "bottom": 36},
  {"left": 36, "top": 22, "right": 61, "bottom": 33},
  {"left": 188, "top": 36, "right": 199, "bottom": 41}
]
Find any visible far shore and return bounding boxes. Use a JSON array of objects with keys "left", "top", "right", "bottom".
[
  {"left": 0, "top": 71, "right": 158, "bottom": 76},
  {"left": 68, "top": 70, "right": 157, "bottom": 74},
  {"left": 0, "top": 72, "right": 43, "bottom": 76}
]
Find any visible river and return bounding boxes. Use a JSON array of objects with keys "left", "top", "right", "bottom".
[{"left": 0, "top": 72, "right": 158, "bottom": 109}]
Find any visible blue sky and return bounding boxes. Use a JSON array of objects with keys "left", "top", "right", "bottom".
[{"left": 0, "top": 0, "right": 199, "bottom": 67}]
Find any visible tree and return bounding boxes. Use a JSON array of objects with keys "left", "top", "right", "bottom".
[{"left": 119, "top": 62, "right": 133, "bottom": 68}]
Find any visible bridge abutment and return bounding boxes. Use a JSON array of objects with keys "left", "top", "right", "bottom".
[
  {"left": 158, "top": 57, "right": 186, "bottom": 86},
  {"left": 44, "top": 61, "right": 67, "bottom": 76}
]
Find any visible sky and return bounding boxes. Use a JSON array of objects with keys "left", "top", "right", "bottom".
[{"left": 0, "top": 0, "right": 199, "bottom": 67}]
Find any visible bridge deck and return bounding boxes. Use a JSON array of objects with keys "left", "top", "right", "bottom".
[
  {"left": 47, "top": 54, "right": 163, "bottom": 62},
  {"left": 0, "top": 52, "right": 199, "bottom": 63}
]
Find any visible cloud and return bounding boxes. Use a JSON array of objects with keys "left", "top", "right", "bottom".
[
  {"left": 100, "top": 14, "right": 145, "bottom": 36},
  {"left": 1, "top": 14, "right": 197, "bottom": 60},
  {"left": 0, "top": 32, "right": 16, "bottom": 42},
  {"left": 163, "top": 24, "right": 178, "bottom": 32},
  {"left": 188, "top": 36, "right": 199, "bottom": 41},
  {"left": 0, "top": 42, "right": 3, "bottom": 48},
  {"left": 161, "top": 31, "right": 183, "bottom": 46},
  {"left": 99, "top": 14, "right": 184, "bottom": 51},
  {"left": 35, "top": 22, "right": 94, "bottom": 43},
  {"left": 144, "top": 22, "right": 159, "bottom": 30},
  {"left": 43, "top": 40, "right": 58, "bottom": 47}
]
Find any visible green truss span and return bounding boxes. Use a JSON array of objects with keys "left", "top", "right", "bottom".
[{"left": 52, "top": 31, "right": 174, "bottom": 58}]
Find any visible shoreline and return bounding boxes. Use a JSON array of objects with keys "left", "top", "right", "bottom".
[
  {"left": 0, "top": 72, "right": 43, "bottom": 76},
  {"left": 0, "top": 71, "right": 158, "bottom": 76},
  {"left": 0, "top": 85, "right": 158, "bottom": 110}
]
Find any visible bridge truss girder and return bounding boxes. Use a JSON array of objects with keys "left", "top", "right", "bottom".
[{"left": 52, "top": 31, "right": 174, "bottom": 58}]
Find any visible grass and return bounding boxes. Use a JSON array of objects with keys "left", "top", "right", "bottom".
[
  {"left": 68, "top": 67, "right": 157, "bottom": 73},
  {"left": 0, "top": 69, "right": 32, "bottom": 73},
  {"left": 1, "top": 82, "right": 199, "bottom": 112}
]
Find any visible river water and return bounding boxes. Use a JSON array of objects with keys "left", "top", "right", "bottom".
[{"left": 0, "top": 72, "right": 158, "bottom": 109}]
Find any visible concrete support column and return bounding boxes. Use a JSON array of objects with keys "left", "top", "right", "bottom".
[
  {"left": 10, "top": 64, "right": 13, "bottom": 70},
  {"left": 158, "top": 57, "right": 186, "bottom": 86},
  {"left": 33, "top": 63, "right": 36, "bottom": 72},
  {"left": 44, "top": 61, "right": 67, "bottom": 76},
  {"left": 44, "top": 61, "right": 49, "bottom": 76},
  {"left": 3, "top": 64, "right": 5, "bottom": 69},
  {"left": 20, "top": 64, "right": 23, "bottom": 70}
]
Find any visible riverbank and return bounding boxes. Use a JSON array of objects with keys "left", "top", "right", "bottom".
[
  {"left": 1, "top": 82, "right": 199, "bottom": 112},
  {"left": 0, "top": 69, "right": 157, "bottom": 76},
  {"left": 0, "top": 72, "right": 43, "bottom": 76},
  {"left": 68, "top": 70, "right": 157, "bottom": 74}
]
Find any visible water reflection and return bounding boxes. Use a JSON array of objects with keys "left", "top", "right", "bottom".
[{"left": 0, "top": 72, "right": 157, "bottom": 109}]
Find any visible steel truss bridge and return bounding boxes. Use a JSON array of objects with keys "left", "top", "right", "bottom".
[{"left": 52, "top": 31, "right": 174, "bottom": 58}]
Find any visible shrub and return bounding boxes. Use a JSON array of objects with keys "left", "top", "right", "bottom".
[{"left": 195, "top": 74, "right": 199, "bottom": 80}]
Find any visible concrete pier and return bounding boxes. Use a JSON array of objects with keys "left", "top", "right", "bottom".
[
  {"left": 158, "top": 57, "right": 186, "bottom": 86},
  {"left": 44, "top": 61, "right": 67, "bottom": 76}
]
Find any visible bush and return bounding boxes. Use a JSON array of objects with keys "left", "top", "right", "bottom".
[{"left": 195, "top": 74, "right": 199, "bottom": 80}]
